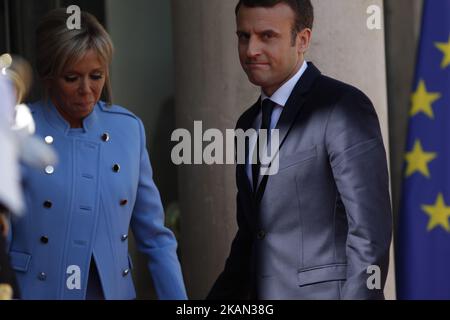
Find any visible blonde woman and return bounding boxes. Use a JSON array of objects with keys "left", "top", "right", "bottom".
[{"left": 8, "top": 8, "right": 187, "bottom": 300}]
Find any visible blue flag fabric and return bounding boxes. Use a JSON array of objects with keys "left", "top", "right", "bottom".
[{"left": 397, "top": 0, "right": 450, "bottom": 300}]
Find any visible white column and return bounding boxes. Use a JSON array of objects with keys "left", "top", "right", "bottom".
[{"left": 172, "top": 0, "right": 258, "bottom": 298}]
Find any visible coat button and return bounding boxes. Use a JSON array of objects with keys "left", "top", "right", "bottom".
[
  {"left": 102, "top": 133, "right": 110, "bottom": 142},
  {"left": 44, "top": 136, "right": 54, "bottom": 145},
  {"left": 121, "top": 234, "right": 128, "bottom": 242},
  {"left": 38, "top": 272, "right": 47, "bottom": 281},
  {"left": 120, "top": 199, "right": 128, "bottom": 206},
  {"left": 40, "top": 236, "right": 49, "bottom": 244},
  {"left": 113, "top": 164, "right": 120, "bottom": 173},
  {"left": 43, "top": 201, "right": 52, "bottom": 208},
  {"left": 45, "top": 165, "right": 54, "bottom": 175},
  {"left": 122, "top": 269, "right": 130, "bottom": 277},
  {"left": 257, "top": 230, "right": 266, "bottom": 240}
]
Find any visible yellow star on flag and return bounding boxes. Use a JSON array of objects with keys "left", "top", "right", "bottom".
[
  {"left": 422, "top": 193, "right": 450, "bottom": 232},
  {"left": 410, "top": 80, "right": 442, "bottom": 119},
  {"left": 405, "top": 140, "right": 437, "bottom": 178},
  {"left": 435, "top": 35, "right": 450, "bottom": 69}
]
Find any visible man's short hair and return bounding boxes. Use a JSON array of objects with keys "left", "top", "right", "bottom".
[{"left": 235, "top": 0, "right": 314, "bottom": 33}]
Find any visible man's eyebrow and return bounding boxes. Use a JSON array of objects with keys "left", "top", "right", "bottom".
[
  {"left": 236, "top": 29, "right": 280, "bottom": 36},
  {"left": 257, "top": 29, "right": 280, "bottom": 35}
]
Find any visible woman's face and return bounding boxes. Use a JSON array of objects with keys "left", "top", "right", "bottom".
[{"left": 50, "top": 49, "right": 106, "bottom": 128}]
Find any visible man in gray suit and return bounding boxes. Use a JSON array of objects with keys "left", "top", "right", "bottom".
[{"left": 208, "top": 0, "right": 392, "bottom": 300}]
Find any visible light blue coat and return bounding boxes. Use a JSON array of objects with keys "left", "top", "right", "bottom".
[{"left": 9, "top": 100, "right": 187, "bottom": 300}]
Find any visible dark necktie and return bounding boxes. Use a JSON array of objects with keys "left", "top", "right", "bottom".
[{"left": 252, "top": 99, "right": 276, "bottom": 192}]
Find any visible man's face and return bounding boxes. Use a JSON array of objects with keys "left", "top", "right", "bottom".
[{"left": 236, "top": 3, "right": 308, "bottom": 96}]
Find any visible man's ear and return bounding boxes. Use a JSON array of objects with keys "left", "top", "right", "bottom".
[{"left": 297, "top": 28, "right": 312, "bottom": 54}]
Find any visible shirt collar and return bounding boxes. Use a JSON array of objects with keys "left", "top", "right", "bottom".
[{"left": 261, "top": 60, "right": 308, "bottom": 107}]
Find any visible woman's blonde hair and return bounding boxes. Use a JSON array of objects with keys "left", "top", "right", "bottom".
[{"left": 36, "top": 8, "right": 114, "bottom": 104}]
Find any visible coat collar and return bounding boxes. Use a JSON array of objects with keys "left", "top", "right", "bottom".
[{"left": 43, "top": 100, "right": 99, "bottom": 134}]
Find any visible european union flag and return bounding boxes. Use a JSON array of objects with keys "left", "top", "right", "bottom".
[{"left": 397, "top": 0, "right": 450, "bottom": 299}]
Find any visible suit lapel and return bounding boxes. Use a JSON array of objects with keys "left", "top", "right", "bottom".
[
  {"left": 255, "top": 63, "right": 322, "bottom": 203},
  {"left": 236, "top": 99, "right": 261, "bottom": 201},
  {"left": 236, "top": 63, "right": 322, "bottom": 207},
  {"left": 275, "top": 62, "right": 322, "bottom": 150}
]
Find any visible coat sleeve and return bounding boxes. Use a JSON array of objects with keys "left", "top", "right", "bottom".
[
  {"left": 325, "top": 88, "right": 392, "bottom": 300},
  {"left": 130, "top": 118, "right": 187, "bottom": 300}
]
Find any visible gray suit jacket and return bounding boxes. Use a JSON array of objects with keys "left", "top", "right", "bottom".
[{"left": 208, "top": 63, "right": 392, "bottom": 300}]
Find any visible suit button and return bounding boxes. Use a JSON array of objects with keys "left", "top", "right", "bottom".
[
  {"left": 113, "top": 164, "right": 120, "bottom": 173},
  {"left": 45, "top": 165, "right": 54, "bottom": 175},
  {"left": 121, "top": 234, "right": 128, "bottom": 242},
  {"left": 102, "top": 133, "right": 110, "bottom": 142},
  {"left": 257, "top": 230, "right": 266, "bottom": 240},
  {"left": 40, "top": 236, "right": 49, "bottom": 244},
  {"left": 43, "top": 201, "right": 52, "bottom": 208},
  {"left": 38, "top": 272, "right": 47, "bottom": 281},
  {"left": 120, "top": 199, "right": 128, "bottom": 206},
  {"left": 44, "top": 136, "right": 54, "bottom": 145},
  {"left": 122, "top": 269, "right": 130, "bottom": 277}
]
